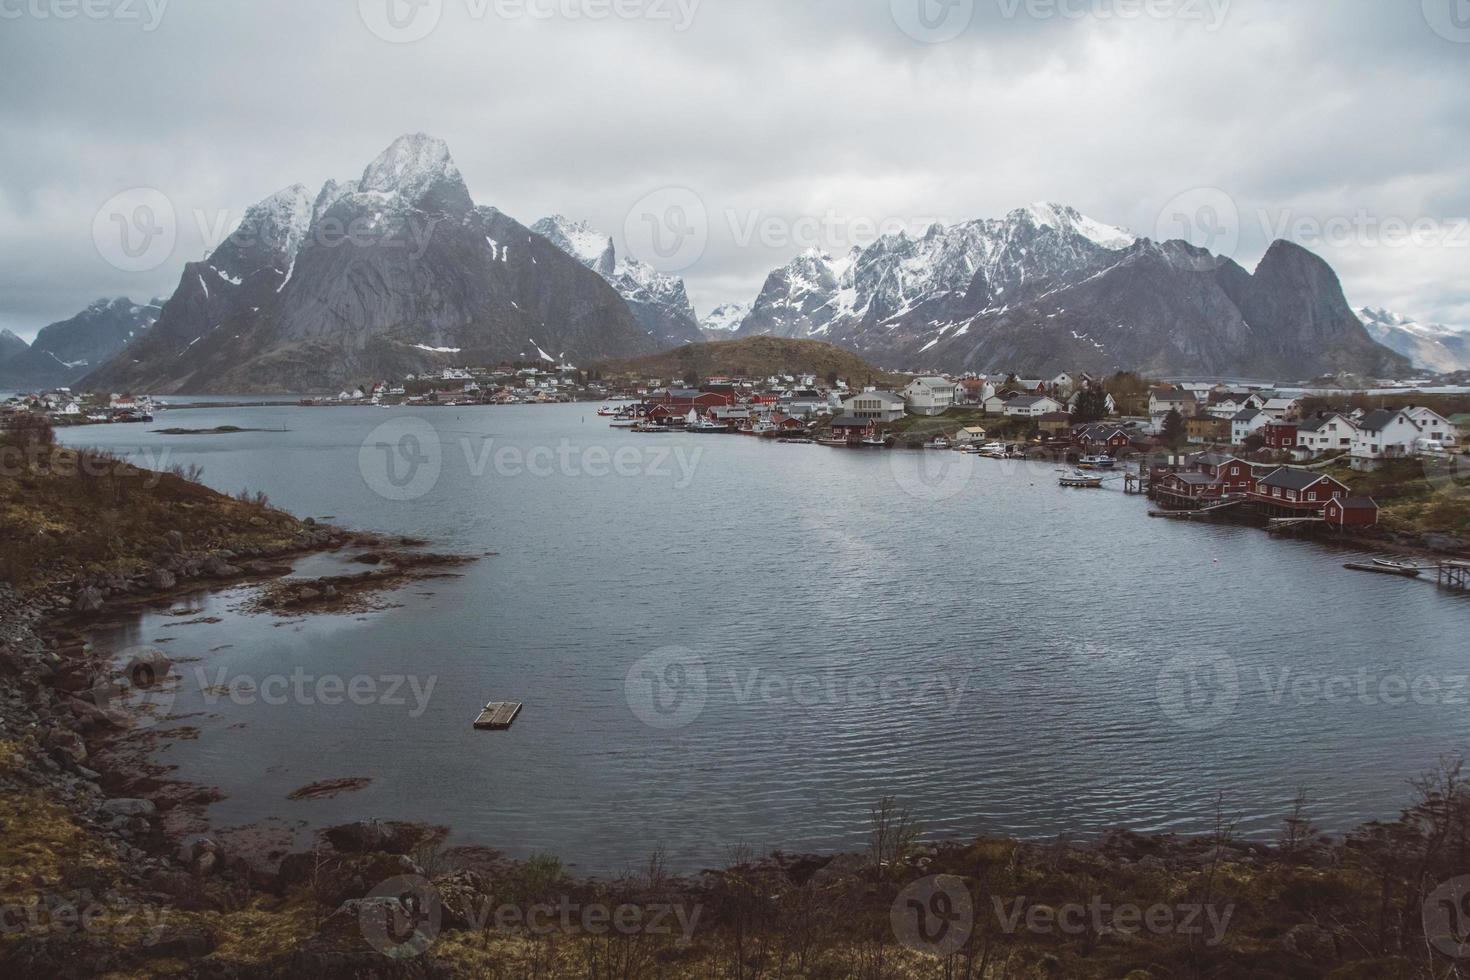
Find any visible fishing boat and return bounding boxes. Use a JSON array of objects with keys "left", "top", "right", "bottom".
[
  {"left": 860, "top": 433, "right": 888, "bottom": 447},
  {"left": 1078, "top": 455, "right": 1116, "bottom": 470},
  {"left": 924, "top": 436, "right": 952, "bottom": 450},
  {"left": 1060, "top": 472, "right": 1104, "bottom": 488},
  {"left": 690, "top": 417, "right": 732, "bottom": 433},
  {"left": 977, "top": 442, "right": 1008, "bottom": 458}
]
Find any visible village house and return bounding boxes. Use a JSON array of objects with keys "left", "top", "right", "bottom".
[
  {"left": 1004, "top": 395, "right": 1065, "bottom": 418},
  {"left": 1404, "top": 406, "right": 1459, "bottom": 449},
  {"left": 1073, "top": 422, "right": 1133, "bottom": 456},
  {"left": 953, "top": 426, "right": 989, "bottom": 447},
  {"left": 828, "top": 415, "right": 879, "bottom": 446},
  {"left": 1035, "top": 412, "right": 1074, "bottom": 438},
  {"left": 1194, "top": 453, "right": 1257, "bottom": 495},
  {"left": 954, "top": 378, "right": 992, "bottom": 405},
  {"left": 839, "top": 390, "right": 906, "bottom": 422},
  {"left": 1186, "top": 415, "right": 1232, "bottom": 445},
  {"left": 1350, "top": 408, "right": 1423, "bottom": 470},
  {"left": 902, "top": 377, "right": 957, "bottom": 416},
  {"left": 1149, "top": 389, "right": 1197, "bottom": 419},
  {"left": 1323, "top": 496, "right": 1381, "bottom": 528},
  {"left": 1295, "top": 413, "right": 1358, "bottom": 456},
  {"left": 1262, "top": 421, "right": 1298, "bottom": 452},
  {"left": 777, "top": 388, "right": 828, "bottom": 417},
  {"left": 982, "top": 393, "right": 1013, "bottom": 415},
  {"left": 1256, "top": 395, "right": 1303, "bottom": 421},
  {"left": 1231, "top": 408, "right": 1269, "bottom": 446},
  {"left": 1250, "top": 467, "right": 1351, "bottom": 515}
]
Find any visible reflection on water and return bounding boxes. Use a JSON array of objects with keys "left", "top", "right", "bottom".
[{"left": 61, "top": 404, "right": 1470, "bottom": 874}]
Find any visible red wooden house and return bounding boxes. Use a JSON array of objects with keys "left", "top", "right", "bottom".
[
  {"left": 1263, "top": 421, "right": 1298, "bottom": 451},
  {"left": 1249, "top": 467, "right": 1350, "bottom": 514},
  {"left": 1073, "top": 423, "right": 1133, "bottom": 456},
  {"left": 1193, "top": 453, "right": 1255, "bottom": 495},
  {"left": 829, "top": 415, "right": 877, "bottom": 445},
  {"left": 1324, "top": 496, "right": 1380, "bottom": 528}
]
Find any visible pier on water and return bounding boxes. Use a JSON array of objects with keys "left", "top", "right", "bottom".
[{"left": 1439, "top": 561, "right": 1470, "bottom": 593}]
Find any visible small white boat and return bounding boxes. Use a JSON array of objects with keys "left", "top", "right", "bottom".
[
  {"left": 924, "top": 437, "right": 952, "bottom": 450},
  {"left": 978, "top": 442, "right": 1008, "bottom": 457}
]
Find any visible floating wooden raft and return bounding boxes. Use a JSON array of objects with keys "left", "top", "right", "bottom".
[{"left": 474, "top": 702, "right": 523, "bottom": 731}]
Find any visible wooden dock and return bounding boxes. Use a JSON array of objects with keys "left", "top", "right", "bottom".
[
  {"left": 1344, "top": 562, "right": 1422, "bottom": 578},
  {"left": 473, "top": 702, "right": 523, "bottom": 731},
  {"left": 1439, "top": 561, "right": 1470, "bottom": 592}
]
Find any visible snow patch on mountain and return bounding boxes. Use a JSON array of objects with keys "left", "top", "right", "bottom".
[
  {"left": 700, "top": 302, "right": 751, "bottom": 334},
  {"left": 1358, "top": 307, "right": 1470, "bottom": 373}
]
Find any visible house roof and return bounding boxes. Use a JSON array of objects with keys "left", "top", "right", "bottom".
[
  {"left": 829, "top": 415, "right": 874, "bottom": 427},
  {"left": 1258, "top": 467, "right": 1334, "bottom": 491},
  {"left": 1357, "top": 409, "right": 1406, "bottom": 433},
  {"left": 1331, "top": 496, "right": 1379, "bottom": 510},
  {"left": 1152, "top": 391, "right": 1196, "bottom": 403},
  {"left": 1170, "top": 473, "right": 1219, "bottom": 486},
  {"left": 846, "top": 390, "right": 905, "bottom": 405},
  {"left": 1296, "top": 413, "right": 1352, "bottom": 432},
  {"left": 1232, "top": 408, "right": 1263, "bottom": 422},
  {"left": 908, "top": 377, "right": 953, "bottom": 390},
  {"left": 1009, "top": 395, "right": 1056, "bottom": 408},
  {"left": 1195, "top": 452, "right": 1239, "bottom": 467}
]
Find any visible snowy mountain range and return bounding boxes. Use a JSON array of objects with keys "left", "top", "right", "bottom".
[
  {"left": 0, "top": 298, "right": 161, "bottom": 389},
  {"left": 727, "top": 203, "right": 1408, "bottom": 379},
  {"left": 1356, "top": 307, "right": 1470, "bottom": 374},
  {"left": 700, "top": 302, "right": 752, "bottom": 340},
  {"left": 83, "top": 135, "right": 656, "bottom": 393},
  {"left": 531, "top": 216, "right": 704, "bottom": 348}
]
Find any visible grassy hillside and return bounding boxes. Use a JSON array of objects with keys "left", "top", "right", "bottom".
[{"left": 593, "top": 336, "right": 905, "bottom": 387}]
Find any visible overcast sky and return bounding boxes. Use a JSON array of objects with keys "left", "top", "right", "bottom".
[{"left": 1, "top": 0, "right": 1467, "bottom": 340}]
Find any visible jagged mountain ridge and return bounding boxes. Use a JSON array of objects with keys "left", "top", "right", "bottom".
[
  {"left": 700, "top": 302, "right": 751, "bottom": 341},
  {"left": 1357, "top": 307, "right": 1470, "bottom": 374},
  {"left": 531, "top": 215, "right": 704, "bottom": 349},
  {"left": 82, "top": 135, "right": 657, "bottom": 393},
  {"left": 734, "top": 203, "right": 1409, "bottom": 379},
  {"left": 0, "top": 329, "right": 27, "bottom": 365},
  {"left": 0, "top": 298, "right": 161, "bottom": 389}
]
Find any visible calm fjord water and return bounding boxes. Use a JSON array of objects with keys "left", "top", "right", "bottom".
[{"left": 61, "top": 404, "right": 1470, "bottom": 873}]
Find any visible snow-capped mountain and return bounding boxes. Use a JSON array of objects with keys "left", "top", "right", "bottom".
[
  {"left": 84, "top": 135, "right": 655, "bottom": 393},
  {"left": 1357, "top": 307, "right": 1470, "bottom": 374},
  {"left": 0, "top": 298, "right": 161, "bottom": 389},
  {"left": 531, "top": 215, "right": 703, "bottom": 348},
  {"left": 700, "top": 302, "right": 752, "bottom": 340},
  {"left": 735, "top": 203, "right": 1408, "bottom": 379},
  {"left": 0, "top": 328, "right": 27, "bottom": 365}
]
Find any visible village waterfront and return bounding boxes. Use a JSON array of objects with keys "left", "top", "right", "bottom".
[{"left": 49, "top": 400, "right": 1470, "bottom": 875}]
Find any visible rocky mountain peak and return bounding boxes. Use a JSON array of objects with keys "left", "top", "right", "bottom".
[{"left": 355, "top": 133, "right": 472, "bottom": 214}]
